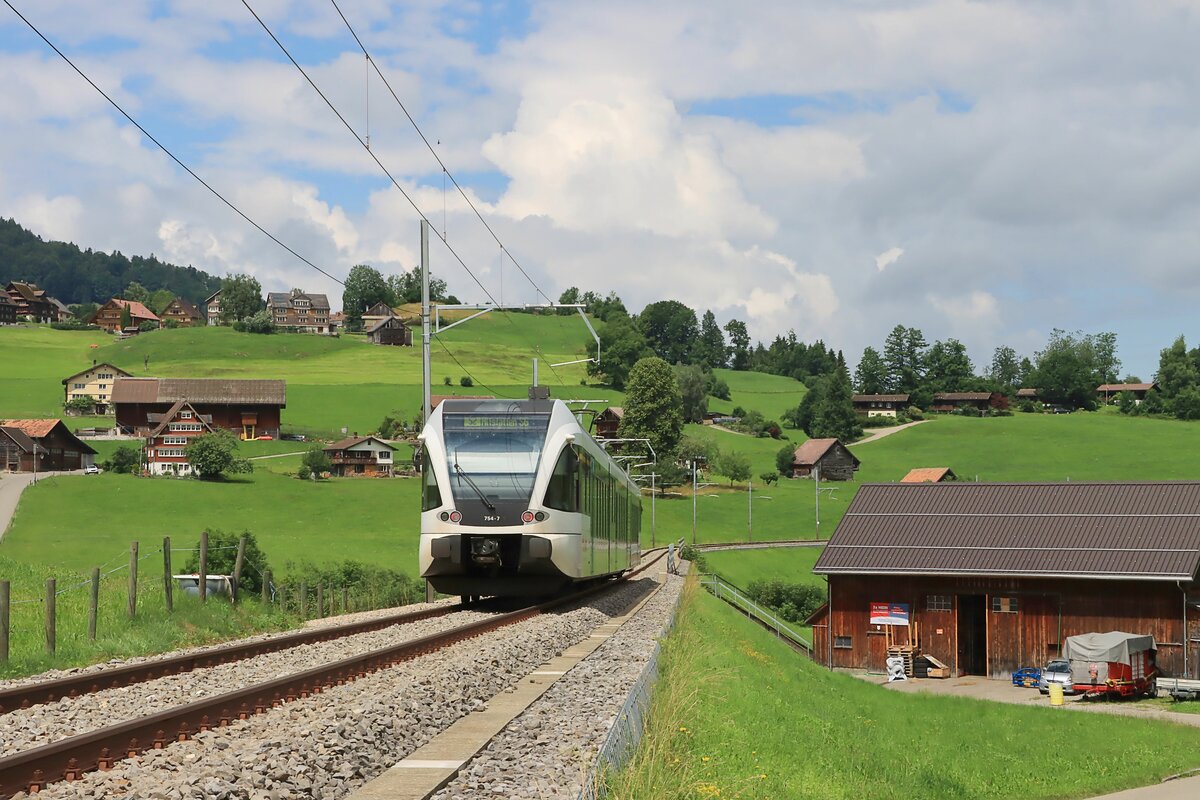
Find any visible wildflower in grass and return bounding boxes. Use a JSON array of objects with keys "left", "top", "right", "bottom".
[
  {"left": 679, "top": 726, "right": 689, "bottom": 732},
  {"left": 696, "top": 785, "right": 721, "bottom": 797},
  {"left": 702, "top": 756, "right": 711, "bottom": 762}
]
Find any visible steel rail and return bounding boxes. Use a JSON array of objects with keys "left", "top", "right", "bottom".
[
  {"left": 0, "top": 552, "right": 665, "bottom": 797},
  {"left": 0, "top": 603, "right": 464, "bottom": 715}
]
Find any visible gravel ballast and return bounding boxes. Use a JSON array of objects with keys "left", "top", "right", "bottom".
[
  {"left": 0, "top": 607, "right": 495, "bottom": 758},
  {"left": 431, "top": 567, "right": 686, "bottom": 800},
  {"left": 13, "top": 577, "right": 660, "bottom": 800}
]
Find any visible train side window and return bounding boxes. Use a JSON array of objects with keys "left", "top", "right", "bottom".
[
  {"left": 420, "top": 445, "right": 442, "bottom": 511},
  {"left": 544, "top": 446, "right": 580, "bottom": 512}
]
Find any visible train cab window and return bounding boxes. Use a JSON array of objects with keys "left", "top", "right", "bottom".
[
  {"left": 420, "top": 446, "right": 442, "bottom": 511},
  {"left": 545, "top": 445, "right": 580, "bottom": 512}
]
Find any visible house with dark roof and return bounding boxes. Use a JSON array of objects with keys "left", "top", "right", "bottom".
[
  {"left": 366, "top": 314, "right": 413, "bottom": 346},
  {"left": 809, "top": 482, "right": 1200, "bottom": 679},
  {"left": 266, "top": 289, "right": 334, "bottom": 334},
  {"left": 790, "top": 438, "right": 859, "bottom": 480},
  {"left": 1097, "top": 382, "right": 1158, "bottom": 404},
  {"left": 594, "top": 407, "right": 623, "bottom": 440},
  {"left": 145, "top": 400, "right": 214, "bottom": 476},
  {"left": 323, "top": 435, "right": 396, "bottom": 477},
  {"left": 204, "top": 290, "right": 223, "bottom": 326},
  {"left": 930, "top": 391, "right": 1008, "bottom": 413},
  {"left": 0, "top": 419, "right": 96, "bottom": 470},
  {"left": 5, "top": 281, "right": 64, "bottom": 323},
  {"left": 852, "top": 394, "right": 909, "bottom": 418},
  {"left": 92, "top": 298, "right": 161, "bottom": 333},
  {"left": 0, "top": 292, "right": 17, "bottom": 325},
  {"left": 0, "top": 425, "right": 44, "bottom": 471},
  {"left": 899, "top": 467, "right": 957, "bottom": 483},
  {"left": 112, "top": 377, "right": 286, "bottom": 439},
  {"left": 161, "top": 297, "right": 202, "bottom": 327},
  {"left": 1016, "top": 387, "right": 1039, "bottom": 402}
]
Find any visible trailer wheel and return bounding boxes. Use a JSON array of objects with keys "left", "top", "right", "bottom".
[{"left": 1148, "top": 679, "right": 1158, "bottom": 699}]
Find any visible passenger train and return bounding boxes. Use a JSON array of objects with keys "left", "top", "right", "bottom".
[{"left": 418, "top": 398, "right": 642, "bottom": 598}]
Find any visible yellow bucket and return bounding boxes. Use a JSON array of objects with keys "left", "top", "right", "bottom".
[{"left": 1049, "top": 683, "right": 1064, "bottom": 706}]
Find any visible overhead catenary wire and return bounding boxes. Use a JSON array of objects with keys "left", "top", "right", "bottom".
[
  {"left": 327, "top": 0, "right": 555, "bottom": 308},
  {"left": 243, "top": 0, "right": 571, "bottom": 388}
]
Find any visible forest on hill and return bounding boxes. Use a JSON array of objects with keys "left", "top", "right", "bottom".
[{"left": 0, "top": 218, "right": 221, "bottom": 306}]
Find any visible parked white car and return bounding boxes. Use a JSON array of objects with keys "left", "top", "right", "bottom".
[
  {"left": 1038, "top": 659, "right": 1077, "bottom": 695},
  {"left": 83, "top": 464, "right": 101, "bottom": 475}
]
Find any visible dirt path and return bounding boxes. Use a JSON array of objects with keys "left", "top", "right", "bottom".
[
  {"left": 247, "top": 450, "right": 306, "bottom": 461},
  {"left": 849, "top": 419, "right": 928, "bottom": 446}
]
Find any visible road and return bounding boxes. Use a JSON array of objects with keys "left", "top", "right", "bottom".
[{"left": 848, "top": 419, "right": 928, "bottom": 446}]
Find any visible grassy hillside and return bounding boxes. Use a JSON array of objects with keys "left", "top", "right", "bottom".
[
  {"left": 706, "top": 367, "right": 807, "bottom": 421},
  {"left": 610, "top": 585, "right": 1200, "bottom": 800}
]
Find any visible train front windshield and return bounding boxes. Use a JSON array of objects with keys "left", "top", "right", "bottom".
[{"left": 442, "top": 412, "right": 551, "bottom": 504}]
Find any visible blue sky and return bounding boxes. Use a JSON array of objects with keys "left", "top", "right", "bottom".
[{"left": 3, "top": 0, "right": 1200, "bottom": 379}]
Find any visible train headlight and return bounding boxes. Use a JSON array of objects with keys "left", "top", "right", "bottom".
[
  {"left": 438, "top": 511, "right": 450, "bottom": 521},
  {"left": 534, "top": 511, "right": 547, "bottom": 522},
  {"left": 448, "top": 510, "right": 462, "bottom": 524},
  {"left": 521, "top": 510, "right": 535, "bottom": 524}
]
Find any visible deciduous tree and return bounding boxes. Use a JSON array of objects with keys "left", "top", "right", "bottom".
[
  {"left": 343, "top": 264, "right": 392, "bottom": 330},
  {"left": 638, "top": 300, "right": 699, "bottom": 364},
  {"left": 220, "top": 274, "right": 264, "bottom": 323},
  {"left": 724, "top": 319, "right": 751, "bottom": 371},
  {"left": 186, "top": 431, "right": 252, "bottom": 480},
  {"left": 619, "top": 357, "right": 684, "bottom": 457},
  {"left": 676, "top": 364, "right": 709, "bottom": 423},
  {"left": 854, "top": 346, "right": 887, "bottom": 394},
  {"left": 586, "top": 313, "right": 649, "bottom": 389},
  {"left": 697, "top": 310, "right": 727, "bottom": 369}
]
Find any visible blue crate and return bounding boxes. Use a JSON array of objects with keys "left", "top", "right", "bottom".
[{"left": 1011, "top": 667, "right": 1042, "bottom": 687}]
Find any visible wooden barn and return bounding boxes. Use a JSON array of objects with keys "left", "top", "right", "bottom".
[
  {"left": 1097, "top": 382, "right": 1158, "bottom": 404},
  {"left": 1016, "top": 388, "right": 1039, "bottom": 402},
  {"left": 0, "top": 419, "right": 96, "bottom": 471},
  {"left": 161, "top": 297, "right": 202, "bottom": 327},
  {"left": 366, "top": 315, "right": 413, "bottom": 346},
  {"left": 809, "top": 482, "right": 1200, "bottom": 680},
  {"left": 790, "top": 438, "right": 859, "bottom": 480},
  {"left": 113, "top": 377, "right": 286, "bottom": 439},
  {"left": 594, "top": 407, "right": 623, "bottom": 440},
  {"left": 852, "top": 394, "right": 909, "bottom": 418},
  {"left": 930, "top": 391, "right": 1008, "bottom": 412}
]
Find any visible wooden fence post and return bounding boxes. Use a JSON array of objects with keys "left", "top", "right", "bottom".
[
  {"left": 163, "top": 537, "right": 173, "bottom": 612},
  {"left": 127, "top": 541, "right": 138, "bottom": 620},
  {"left": 232, "top": 535, "right": 247, "bottom": 604},
  {"left": 45, "top": 578, "right": 56, "bottom": 655},
  {"left": 316, "top": 584, "right": 324, "bottom": 618},
  {"left": 199, "top": 531, "right": 208, "bottom": 603},
  {"left": 0, "top": 580, "right": 9, "bottom": 663},
  {"left": 88, "top": 567, "right": 100, "bottom": 641},
  {"left": 261, "top": 570, "right": 271, "bottom": 603},
  {"left": 341, "top": 586, "right": 348, "bottom": 615},
  {"left": 300, "top": 581, "right": 307, "bottom": 618}
]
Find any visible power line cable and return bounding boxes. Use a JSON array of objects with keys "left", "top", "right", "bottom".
[
  {"left": 327, "top": 0, "right": 554, "bottom": 307},
  {"left": 0, "top": 0, "right": 347, "bottom": 289},
  {"left": 243, "top": 0, "right": 570, "bottom": 387}
]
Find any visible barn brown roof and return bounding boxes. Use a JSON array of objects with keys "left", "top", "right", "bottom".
[
  {"left": 852, "top": 394, "right": 910, "bottom": 403},
  {"left": 112, "top": 377, "right": 286, "bottom": 406},
  {"left": 1097, "top": 383, "right": 1157, "bottom": 393},
  {"left": 0, "top": 426, "right": 43, "bottom": 454},
  {"left": 814, "top": 482, "right": 1200, "bottom": 581},
  {"left": 900, "top": 467, "right": 956, "bottom": 483},
  {"left": 932, "top": 392, "right": 995, "bottom": 401},
  {"left": 1016, "top": 388, "right": 1039, "bottom": 398},
  {"left": 792, "top": 438, "right": 859, "bottom": 467},
  {"left": 0, "top": 419, "right": 97, "bottom": 454}
]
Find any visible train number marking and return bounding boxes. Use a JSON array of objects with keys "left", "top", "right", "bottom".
[{"left": 483, "top": 515, "right": 501, "bottom": 522}]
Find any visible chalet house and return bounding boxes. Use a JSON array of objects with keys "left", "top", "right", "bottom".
[
  {"left": 900, "top": 467, "right": 957, "bottom": 483},
  {"left": 145, "top": 400, "right": 214, "bottom": 476},
  {"left": 852, "top": 394, "right": 910, "bottom": 418},
  {"left": 790, "top": 438, "right": 860, "bottom": 480},
  {"left": 266, "top": 290, "right": 334, "bottom": 334},
  {"left": 1016, "top": 388, "right": 1039, "bottom": 402},
  {"left": 810, "top": 482, "right": 1200, "bottom": 680},
  {"left": 0, "top": 426, "right": 43, "bottom": 471},
  {"left": 366, "top": 314, "right": 413, "bottom": 346},
  {"left": 49, "top": 298, "right": 72, "bottom": 320},
  {"left": 62, "top": 363, "right": 133, "bottom": 414},
  {"left": 0, "top": 419, "right": 96, "bottom": 471},
  {"left": 323, "top": 435, "right": 396, "bottom": 477},
  {"left": 92, "top": 298, "right": 160, "bottom": 333},
  {"left": 204, "top": 290, "right": 222, "bottom": 326},
  {"left": 161, "top": 297, "right": 202, "bottom": 327},
  {"left": 0, "top": 293, "right": 16, "bottom": 324},
  {"left": 1097, "top": 382, "right": 1158, "bottom": 404},
  {"left": 113, "top": 377, "right": 286, "bottom": 439},
  {"left": 594, "top": 407, "right": 623, "bottom": 440},
  {"left": 930, "top": 391, "right": 1008, "bottom": 413},
  {"left": 6, "top": 281, "right": 63, "bottom": 323}
]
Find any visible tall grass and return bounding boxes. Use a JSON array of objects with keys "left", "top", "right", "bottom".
[{"left": 609, "top": 580, "right": 1200, "bottom": 800}]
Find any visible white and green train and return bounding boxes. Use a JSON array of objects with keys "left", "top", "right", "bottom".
[{"left": 418, "top": 398, "right": 641, "bottom": 598}]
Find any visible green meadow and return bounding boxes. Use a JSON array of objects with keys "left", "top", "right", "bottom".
[{"left": 608, "top": 584, "right": 1200, "bottom": 800}]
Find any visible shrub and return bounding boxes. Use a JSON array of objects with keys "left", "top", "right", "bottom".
[
  {"left": 137, "top": 320, "right": 159, "bottom": 332},
  {"left": 183, "top": 529, "right": 270, "bottom": 593},
  {"left": 678, "top": 543, "right": 707, "bottom": 571},
  {"left": 296, "top": 464, "right": 312, "bottom": 480},
  {"left": 302, "top": 446, "right": 332, "bottom": 478},
  {"left": 775, "top": 443, "right": 796, "bottom": 476},
  {"left": 1017, "top": 400, "right": 1035, "bottom": 413},
  {"left": 101, "top": 445, "right": 140, "bottom": 474},
  {"left": 65, "top": 396, "right": 96, "bottom": 413},
  {"left": 758, "top": 472, "right": 778, "bottom": 486},
  {"left": 378, "top": 414, "right": 403, "bottom": 439},
  {"left": 281, "top": 560, "right": 425, "bottom": 609},
  {"left": 51, "top": 319, "right": 100, "bottom": 331},
  {"left": 163, "top": 319, "right": 179, "bottom": 329},
  {"left": 905, "top": 406, "right": 924, "bottom": 421},
  {"left": 442, "top": 376, "right": 452, "bottom": 386},
  {"left": 731, "top": 406, "right": 746, "bottom": 418},
  {"left": 234, "top": 310, "right": 275, "bottom": 334},
  {"left": 460, "top": 376, "right": 474, "bottom": 387},
  {"left": 746, "top": 579, "right": 825, "bottom": 624}
]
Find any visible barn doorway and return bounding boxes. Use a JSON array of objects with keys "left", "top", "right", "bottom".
[{"left": 957, "top": 594, "right": 987, "bottom": 675}]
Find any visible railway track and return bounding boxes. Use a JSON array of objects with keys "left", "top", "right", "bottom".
[{"left": 0, "top": 551, "right": 666, "bottom": 798}]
